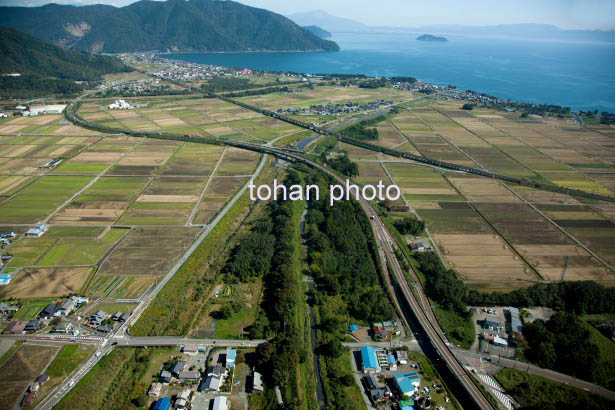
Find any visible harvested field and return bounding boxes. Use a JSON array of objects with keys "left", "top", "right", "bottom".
[
  {"left": 97, "top": 227, "right": 200, "bottom": 276},
  {"left": 0, "top": 344, "right": 60, "bottom": 409},
  {"left": 1, "top": 267, "right": 93, "bottom": 298}
]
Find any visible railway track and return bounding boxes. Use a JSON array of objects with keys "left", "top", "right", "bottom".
[{"left": 65, "top": 92, "right": 500, "bottom": 409}]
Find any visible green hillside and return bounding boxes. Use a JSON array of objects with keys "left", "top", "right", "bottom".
[
  {"left": 0, "top": 26, "right": 131, "bottom": 98},
  {"left": 0, "top": 0, "right": 340, "bottom": 53}
]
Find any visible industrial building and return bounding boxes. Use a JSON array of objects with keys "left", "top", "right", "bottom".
[{"left": 360, "top": 346, "right": 381, "bottom": 373}]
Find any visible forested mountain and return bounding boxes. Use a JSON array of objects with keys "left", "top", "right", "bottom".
[
  {"left": 0, "top": 0, "right": 340, "bottom": 53},
  {"left": 0, "top": 26, "right": 131, "bottom": 97}
]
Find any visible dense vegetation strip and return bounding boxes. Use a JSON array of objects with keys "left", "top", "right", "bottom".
[
  {"left": 302, "top": 172, "right": 394, "bottom": 409},
  {"left": 249, "top": 171, "right": 313, "bottom": 408}
]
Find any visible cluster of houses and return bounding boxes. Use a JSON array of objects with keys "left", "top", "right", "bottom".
[
  {"left": 148, "top": 348, "right": 242, "bottom": 410},
  {"left": 275, "top": 99, "right": 395, "bottom": 117},
  {"left": 87, "top": 309, "right": 128, "bottom": 333},
  {"left": 1, "top": 232, "right": 17, "bottom": 269},
  {"left": 20, "top": 374, "right": 50, "bottom": 407},
  {"left": 372, "top": 320, "right": 402, "bottom": 340},
  {"left": 391, "top": 80, "right": 450, "bottom": 95},
  {"left": 2, "top": 296, "right": 89, "bottom": 335},
  {"left": 3, "top": 318, "right": 41, "bottom": 334},
  {"left": 361, "top": 347, "right": 441, "bottom": 408},
  {"left": 106, "top": 79, "right": 169, "bottom": 97},
  {"left": 39, "top": 296, "right": 89, "bottom": 319}
]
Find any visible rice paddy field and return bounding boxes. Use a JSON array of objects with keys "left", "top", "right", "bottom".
[
  {"left": 78, "top": 95, "right": 305, "bottom": 144},
  {"left": 344, "top": 99, "right": 615, "bottom": 291},
  {"left": 0, "top": 343, "right": 60, "bottom": 409},
  {"left": 0, "top": 111, "right": 261, "bottom": 301}
]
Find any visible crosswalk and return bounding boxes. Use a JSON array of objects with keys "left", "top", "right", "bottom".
[{"left": 478, "top": 373, "right": 515, "bottom": 410}]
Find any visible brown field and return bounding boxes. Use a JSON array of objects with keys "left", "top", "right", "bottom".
[
  {"left": 97, "top": 227, "right": 200, "bottom": 276},
  {"left": 0, "top": 175, "right": 30, "bottom": 195},
  {"left": 0, "top": 343, "right": 60, "bottom": 409},
  {"left": 2, "top": 267, "right": 92, "bottom": 298},
  {"left": 51, "top": 208, "right": 124, "bottom": 224},
  {"left": 433, "top": 233, "right": 534, "bottom": 287},
  {"left": 448, "top": 176, "right": 520, "bottom": 202},
  {"left": 136, "top": 194, "right": 198, "bottom": 203}
]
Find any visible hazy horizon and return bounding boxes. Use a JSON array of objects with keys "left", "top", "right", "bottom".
[{"left": 0, "top": 0, "right": 613, "bottom": 31}]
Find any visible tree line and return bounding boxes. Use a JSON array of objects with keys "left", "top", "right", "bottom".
[
  {"left": 341, "top": 115, "right": 387, "bottom": 141},
  {"left": 305, "top": 172, "right": 394, "bottom": 409}
]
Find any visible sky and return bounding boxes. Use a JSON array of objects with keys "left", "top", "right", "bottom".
[{"left": 0, "top": 0, "right": 613, "bottom": 30}]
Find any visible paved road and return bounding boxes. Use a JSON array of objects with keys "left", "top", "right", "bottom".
[{"left": 112, "top": 336, "right": 266, "bottom": 347}]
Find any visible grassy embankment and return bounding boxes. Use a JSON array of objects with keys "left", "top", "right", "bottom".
[{"left": 496, "top": 368, "right": 615, "bottom": 409}]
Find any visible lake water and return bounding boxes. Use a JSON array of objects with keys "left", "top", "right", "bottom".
[{"left": 165, "top": 32, "right": 615, "bottom": 112}]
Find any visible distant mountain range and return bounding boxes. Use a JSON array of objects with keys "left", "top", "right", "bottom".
[
  {"left": 303, "top": 25, "right": 332, "bottom": 39},
  {"left": 288, "top": 10, "right": 615, "bottom": 43},
  {"left": 0, "top": 26, "right": 130, "bottom": 97},
  {"left": 0, "top": 0, "right": 340, "bottom": 53}
]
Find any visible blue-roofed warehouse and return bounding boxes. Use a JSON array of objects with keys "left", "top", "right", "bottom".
[
  {"left": 395, "top": 371, "right": 421, "bottom": 397},
  {"left": 360, "top": 346, "right": 381, "bottom": 373},
  {"left": 153, "top": 397, "right": 170, "bottom": 410}
]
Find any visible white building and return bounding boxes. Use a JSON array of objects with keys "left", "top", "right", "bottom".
[
  {"left": 25, "top": 222, "right": 48, "bottom": 238},
  {"left": 212, "top": 397, "right": 228, "bottom": 410},
  {"left": 108, "top": 100, "right": 131, "bottom": 110}
]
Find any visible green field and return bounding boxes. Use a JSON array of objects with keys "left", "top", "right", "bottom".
[{"left": 495, "top": 368, "right": 614, "bottom": 409}]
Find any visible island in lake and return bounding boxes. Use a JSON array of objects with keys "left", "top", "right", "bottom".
[{"left": 417, "top": 34, "right": 448, "bottom": 42}]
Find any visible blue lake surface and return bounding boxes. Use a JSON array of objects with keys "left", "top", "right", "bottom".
[{"left": 165, "top": 32, "right": 615, "bottom": 111}]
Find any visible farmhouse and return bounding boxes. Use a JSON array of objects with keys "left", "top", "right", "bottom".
[
  {"left": 199, "top": 375, "right": 221, "bottom": 392},
  {"left": 207, "top": 366, "right": 226, "bottom": 378},
  {"left": 51, "top": 322, "right": 73, "bottom": 334},
  {"left": 59, "top": 298, "right": 77, "bottom": 315},
  {"left": 178, "top": 370, "right": 200, "bottom": 381},
  {"left": 148, "top": 382, "right": 162, "bottom": 397},
  {"left": 25, "top": 222, "right": 47, "bottom": 238},
  {"left": 3, "top": 320, "right": 26, "bottom": 334},
  {"left": 160, "top": 370, "right": 172, "bottom": 383},
  {"left": 394, "top": 371, "right": 421, "bottom": 397},
  {"left": 171, "top": 361, "right": 186, "bottom": 377},
  {"left": 361, "top": 346, "right": 381, "bottom": 373},
  {"left": 96, "top": 324, "right": 113, "bottom": 333},
  {"left": 25, "top": 319, "right": 41, "bottom": 332},
  {"left": 0, "top": 302, "right": 18, "bottom": 314},
  {"left": 39, "top": 303, "right": 59, "bottom": 319}
]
